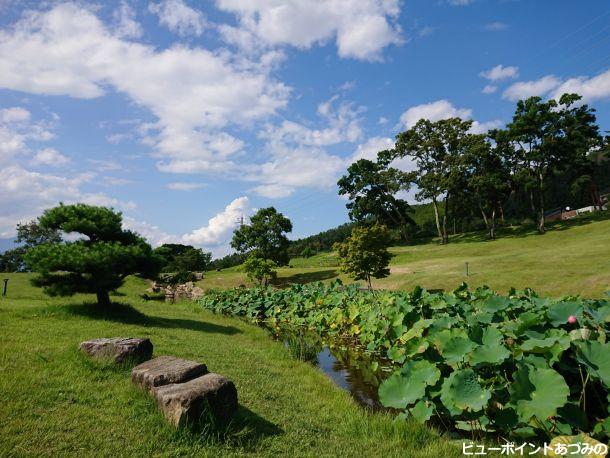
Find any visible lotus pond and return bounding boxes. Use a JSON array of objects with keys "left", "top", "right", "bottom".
[{"left": 201, "top": 281, "right": 610, "bottom": 443}]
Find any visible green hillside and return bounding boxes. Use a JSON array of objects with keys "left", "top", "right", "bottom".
[{"left": 203, "top": 213, "right": 610, "bottom": 298}]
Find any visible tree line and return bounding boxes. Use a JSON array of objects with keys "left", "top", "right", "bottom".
[{"left": 339, "top": 93, "right": 608, "bottom": 242}]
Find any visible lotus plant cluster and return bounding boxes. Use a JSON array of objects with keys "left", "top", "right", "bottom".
[{"left": 201, "top": 282, "right": 610, "bottom": 440}]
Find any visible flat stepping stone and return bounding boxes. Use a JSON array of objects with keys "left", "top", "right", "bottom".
[
  {"left": 152, "top": 373, "right": 238, "bottom": 427},
  {"left": 79, "top": 337, "right": 152, "bottom": 364},
  {"left": 131, "top": 356, "right": 208, "bottom": 390}
]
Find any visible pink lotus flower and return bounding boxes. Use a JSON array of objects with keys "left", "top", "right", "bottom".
[{"left": 567, "top": 315, "right": 577, "bottom": 324}]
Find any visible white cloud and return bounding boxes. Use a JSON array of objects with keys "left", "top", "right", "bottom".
[
  {"left": 350, "top": 136, "right": 394, "bottom": 162},
  {"left": 399, "top": 100, "right": 472, "bottom": 129},
  {"left": 502, "top": 69, "right": 610, "bottom": 104},
  {"left": 503, "top": 75, "right": 561, "bottom": 101},
  {"left": 181, "top": 196, "right": 250, "bottom": 247},
  {"left": 30, "top": 147, "right": 70, "bottom": 166},
  {"left": 113, "top": 0, "right": 143, "bottom": 38},
  {"left": 551, "top": 69, "right": 610, "bottom": 103},
  {"left": 399, "top": 99, "right": 503, "bottom": 134},
  {"left": 0, "top": 106, "right": 30, "bottom": 123},
  {"left": 0, "top": 108, "right": 133, "bottom": 237},
  {"left": 166, "top": 182, "right": 206, "bottom": 191},
  {"left": 482, "top": 84, "right": 497, "bottom": 94},
  {"left": 215, "top": 0, "right": 403, "bottom": 61},
  {"left": 448, "top": 0, "right": 475, "bottom": 5},
  {"left": 148, "top": 0, "right": 206, "bottom": 36},
  {"left": 480, "top": 64, "right": 519, "bottom": 82},
  {"left": 245, "top": 98, "right": 364, "bottom": 198},
  {"left": 484, "top": 21, "right": 508, "bottom": 31},
  {"left": 0, "top": 3, "right": 289, "bottom": 177},
  {"left": 0, "top": 106, "right": 55, "bottom": 161}
]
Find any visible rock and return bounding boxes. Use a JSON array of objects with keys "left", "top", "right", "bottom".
[
  {"left": 79, "top": 337, "right": 153, "bottom": 364},
  {"left": 190, "top": 286, "right": 204, "bottom": 300},
  {"left": 131, "top": 356, "right": 208, "bottom": 390},
  {"left": 152, "top": 373, "right": 238, "bottom": 427}
]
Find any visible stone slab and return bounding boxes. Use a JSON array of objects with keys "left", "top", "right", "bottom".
[
  {"left": 152, "top": 373, "right": 238, "bottom": 427},
  {"left": 131, "top": 355, "right": 208, "bottom": 390},
  {"left": 79, "top": 337, "right": 153, "bottom": 364}
]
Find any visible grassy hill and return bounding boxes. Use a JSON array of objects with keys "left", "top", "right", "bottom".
[
  {"left": 0, "top": 274, "right": 461, "bottom": 457},
  {"left": 203, "top": 213, "right": 610, "bottom": 298}
]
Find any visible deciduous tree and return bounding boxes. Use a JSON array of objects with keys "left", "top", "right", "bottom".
[
  {"left": 231, "top": 207, "right": 292, "bottom": 265},
  {"left": 334, "top": 224, "right": 393, "bottom": 289}
]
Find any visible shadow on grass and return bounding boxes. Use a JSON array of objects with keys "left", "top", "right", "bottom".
[
  {"left": 274, "top": 268, "right": 338, "bottom": 287},
  {"left": 168, "top": 404, "right": 283, "bottom": 450},
  {"left": 58, "top": 302, "right": 242, "bottom": 335}
]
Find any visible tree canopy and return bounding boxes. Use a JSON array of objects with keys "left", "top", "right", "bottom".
[
  {"left": 338, "top": 158, "right": 415, "bottom": 241},
  {"left": 231, "top": 207, "right": 293, "bottom": 265},
  {"left": 153, "top": 243, "right": 212, "bottom": 272},
  {"left": 25, "top": 203, "right": 162, "bottom": 306},
  {"left": 334, "top": 224, "right": 393, "bottom": 289}
]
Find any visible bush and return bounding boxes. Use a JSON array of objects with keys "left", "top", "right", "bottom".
[
  {"left": 201, "top": 282, "right": 610, "bottom": 441},
  {"left": 242, "top": 255, "right": 277, "bottom": 286}
]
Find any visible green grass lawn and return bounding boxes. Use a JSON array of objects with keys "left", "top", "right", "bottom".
[
  {"left": 203, "top": 213, "right": 610, "bottom": 298},
  {"left": 0, "top": 274, "right": 461, "bottom": 457}
]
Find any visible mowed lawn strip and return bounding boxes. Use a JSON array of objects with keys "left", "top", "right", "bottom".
[
  {"left": 0, "top": 274, "right": 460, "bottom": 457},
  {"left": 203, "top": 214, "right": 610, "bottom": 297}
]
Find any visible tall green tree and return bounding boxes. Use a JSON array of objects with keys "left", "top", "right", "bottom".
[
  {"left": 25, "top": 203, "right": 162, "bottom": 306},
  {"left": 231, "top": 207, "right": 293, "bottom": 265},
  {"left": 464, "top": 132, "right": 512, "bottom": 239},
  {"left": 506, "top": 94, "right": 599, "bottom": 233},
  {"left": 390, "top": 117, "right": 475, "bottom": 244},
  {"left": 337, "top": 158, "right": 415, "bottom": 242},
  {"left": 334, "top": 224, "right": 393, "bottom": 289}
]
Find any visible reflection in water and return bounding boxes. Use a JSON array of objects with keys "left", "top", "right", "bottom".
[{"left": 269, "top": 326, "right": 394, "bottom": 411}]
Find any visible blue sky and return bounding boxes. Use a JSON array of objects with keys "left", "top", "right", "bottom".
[{"left": 1, "top": 0, "right": 609, "bottom": 257}]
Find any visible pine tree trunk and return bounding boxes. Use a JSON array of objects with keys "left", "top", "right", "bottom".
[
  {"left": 490, "top": 208, "right": 496, "bottom": 239},
  {"left": 367, "top": 274, "right": 372, "bottom": 290},
  {"left": 96, "top": 290, "right": 111, "bottom": 306}
]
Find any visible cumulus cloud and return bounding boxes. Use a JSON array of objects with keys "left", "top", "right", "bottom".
[
  {"left": 215, "top": 0, "right": 403, "bottom": 61},
  {"left": 148, "top": 0, "right": 206, "bottom": 36},
  {"left": 399, "top": 100, "right": 503, "bottom": 134},
  {"left": 245, "top": 98, "right": 364, "bottom": 198},
  {"left": 399, "top": 100, "right": 472, "bottom": 129},
  {"left": 0, "top": 106, "right": 55, "bottom": 161},
  {"left": 0, "top": 2, "right": 289, "bottom": 177},
  {"left": 350, "top": 136, "right": 394, "bottom": 162},
  {"left": 30, "top": 147, "right": 70, "bottom": 166},
  {"left": 0, "top": 107, "right": 133, "bottom": 237},
  {"left": 181, "top": 196, "right": 250, "bottom": 247},
  {"left": 480, "top": 64, "right": 519, "bottom": 82},
  {"left": 113, "top": 0, "right": 143, "bottom": 38},
  {"left": 482, "top": 85, "right": 498, "bottom": 94},
  {"left": 550, "top": 70, "right": 610, "bottom": 103},
  {"left": 503, "top": 75, "right": 562, "bottom": 101}
]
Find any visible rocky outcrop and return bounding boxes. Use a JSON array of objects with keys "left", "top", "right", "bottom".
[
  {"left": 146, "top": 281, "right": 205, "bottom": 301},
  {"left": 152, "top": 373, "right": 238, "bottom": 427},
  {"left": 79, "top": 337, "right": 153, "bottom": 364}
]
